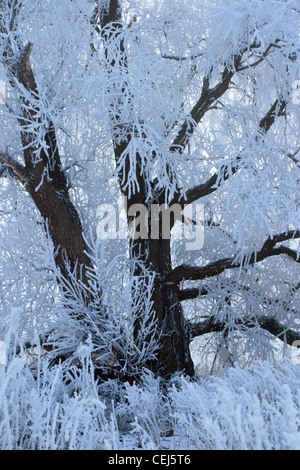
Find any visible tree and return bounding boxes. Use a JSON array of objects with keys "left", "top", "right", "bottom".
[{"left": 0, "top": 0, "right": 299, "bottom": 379}]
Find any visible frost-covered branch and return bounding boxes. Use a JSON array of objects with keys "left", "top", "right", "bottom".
[
  {"left": 170, "top": 53, "right": 244, "bottom": 154},
  {"left": 170, "top": 230, "right": 300, "bottom": 283},
  {"left": 173, "top": 98, "right": 287, "bottom": 206},
  {"left": 0, "top": 151, "right": 29, "bottom": 183},
  {"left": 169, "top": 39, "right": 280, "bottom": 157},
  {"left": 188, "top": 316, "right": 300, "bottom": 347}
]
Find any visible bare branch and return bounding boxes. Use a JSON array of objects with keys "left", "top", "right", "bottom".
[
  {"left": 258, "top": 99, "right": 286, "bottom": 135},
  {"left": 261, "top": 230, "right": 300, "bottom": 252}
]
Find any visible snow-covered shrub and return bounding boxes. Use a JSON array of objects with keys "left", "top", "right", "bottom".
[
  {"left": 1, "top": 347, "right": 300, "bottom": 450},
  {"left": 0, "top": 354, "right": 121, "bottom": 450},
  {"left": 169, "top": 361, "right": 300, "bottom": 450},
  {"left": 116, "top": 370, "right": 169, "bottom": 449}
]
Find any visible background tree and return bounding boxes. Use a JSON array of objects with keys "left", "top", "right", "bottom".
[{"left": 0, "top": 0, "right": 299, "bottom": 378}]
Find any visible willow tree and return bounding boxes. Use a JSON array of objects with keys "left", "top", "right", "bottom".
[{"left": 0, "top": 0, "right": 299, "bottom": 378}]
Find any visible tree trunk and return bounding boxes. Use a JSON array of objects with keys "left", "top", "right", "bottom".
[
  {"left": 26, "top": 179, "right": 92, "bottom": 286},
  {"left": 100, "top": 1, "right": 195, "bottom": 377},
  {"left": 131, "top": 236, "right": 195, "bottom": 378},
  {"left": 152, "top": 275, "right": 195, "bottom": 377}
]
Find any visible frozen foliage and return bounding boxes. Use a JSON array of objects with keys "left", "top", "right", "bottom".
[
  {"left": 169, "top": 362, "right": 300, "bottom": 450},
  {"left": 45, "top": 240, "right": 160, "bottom": 378},
  {"left": 0, "top": 347, "right": 300, "bottom": 449},
  {"left": 0, "top": 352, "right": 118, "bottom": 450}
]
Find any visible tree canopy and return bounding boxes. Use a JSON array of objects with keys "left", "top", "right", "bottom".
[{"left": 0, "top": 0, "right": 299, "bottom": 379}]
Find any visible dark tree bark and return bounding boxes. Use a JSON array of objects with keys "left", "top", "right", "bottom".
[{"left": 131, "top": 236, "right": 194, "bottom": 377}]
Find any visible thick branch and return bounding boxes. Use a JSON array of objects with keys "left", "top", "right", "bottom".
[
  {"left": 2, "top": 54, "right": 91, "bottom": 285},
  {"left": 179, "top": 286, "right": 209, "bottom": 301},
  {"left": 43, "top": 121, "right": 68, "bottom": 192},
  {"left": 261, "top": 230, "right": 300, "bottom": 252},
  {"left": 8, "top": 43, "right": 68, "bottom": 190},
  {"left": 188, "top": 316, "right": 300, "bottom": 347},
  {"left": 258, "top": 99, "right": 286, "bottom": 134},
  {"left": 169, "top": 230, "right": 300, "bottom": 283}
]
